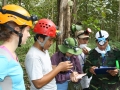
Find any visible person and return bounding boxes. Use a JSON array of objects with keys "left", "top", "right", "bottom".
[
  {"left": 83, "top": 30, "right": 120, "bottom": 90},
  {"left": 75, "top": 29, "right": 92, "bottom": 90},
  {"left": 71, "top": 22, "right": 83, "bottom": 37},
  {"left": 25, "top": 18, "right": 73, "bottom": 90},
  {"left": 51, "top": 37, "right": 82, "bottom": 90},
  {"left": 0, "top": 4, "right": 37, "bottom": 90}
]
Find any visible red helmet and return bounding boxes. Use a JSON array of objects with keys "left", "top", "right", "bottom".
[{"left": 33, "top": 19, "right": 56, "bottom": 38}]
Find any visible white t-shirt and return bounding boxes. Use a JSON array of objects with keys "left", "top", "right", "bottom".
[
  {"left": 25, "top": 46, "right": 57, "bottom": 90},
  {"left": 78, "top": 47, "right": 92, "bottom": 89}
]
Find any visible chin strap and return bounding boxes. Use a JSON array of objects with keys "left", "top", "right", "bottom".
[
  {"left": 36, "top": 36, "right": 50, "bottom": 48},
  {"left": 3, "top": 23, "right": 23, "bottom": 47}
]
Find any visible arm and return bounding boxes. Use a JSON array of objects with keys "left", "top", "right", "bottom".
[
  {"left": 32, "top": 62, "right": 72, "bottom": 89},
  {"left": 106, "top": 49, "right": 120, "bottom": 76},
  {"left": 83, "top": 50, "right": 95, "bottom": 77},
  {"left": 51, "top": 53, "right": 71, "bottom": 83},
  {"left": 25, "top": 56, "right": 73, "bottom": 89},
  {"left": 70, "top": 56, "right": 82, "bottom": 82},
  {"left": 74, "top": 56, "right": 82, "bottom": 74},
  {"left": 0, "top": 56, "right": 8, "bottom": 81},
  {"left": 52, "top": 65, "right": 71, "bottom": 83}
]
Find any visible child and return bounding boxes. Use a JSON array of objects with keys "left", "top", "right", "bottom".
[{"left": 25, "top": 19, "right": 73, "bottom": 90}]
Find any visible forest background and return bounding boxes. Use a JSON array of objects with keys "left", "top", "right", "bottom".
[{"left": 1, "top": 0, "right": 120, "bottom": 89}]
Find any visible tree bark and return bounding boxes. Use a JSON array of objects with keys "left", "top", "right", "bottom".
[
  {"left": 19, "top": 0, "right": 22, "bottom": 6},
  {"left": 71, "top": 0, "right": 77, "bottom": 24},
  {"left": 2, "top": 0, "right": 7, "bottom": 6},
  {"left": 56, "top": 0, "right": 70, "bottom": 51},
  {"left": 64, "top": 1, "right": 71, "bottom": 38}
]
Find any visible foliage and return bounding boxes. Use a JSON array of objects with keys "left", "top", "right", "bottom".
[
  {"left": 77, "top": 0, "right": 119, "bottom": 41},
  {"left": 1, "top": 0, "right": 120, "bottom": 89}
]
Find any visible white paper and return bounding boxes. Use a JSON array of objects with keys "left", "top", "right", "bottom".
[{"left": 76, "top": 73, "right": 86, "bottom": 79}]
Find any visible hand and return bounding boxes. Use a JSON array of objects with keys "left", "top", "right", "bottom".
[
  {"left": 89, "top": 66, "right": 97, "bottom": 75},
  {"left": 57, "top": 61, "right": 73, "bottom": 71},
  {"left": 82, "top": 48, "right": 89, "bottom": 55},
  {"left": 70, "top": 71, "right": 79, "bottom": 82},
  {"left": 107, "top": 69, "right": 118, "bottom": 76}
]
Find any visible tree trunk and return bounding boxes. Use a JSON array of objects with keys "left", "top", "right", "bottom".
[
  {"left": 64, "top": 1, "right": 71, "bottom": 38},
  {"left": 2, "top": 0, "right": 7, "bottom": 6},
  {"left": 56, "top": 0, "right": 71, "bottom": 51},
  {"left": 71, "top": 0, "right": 77, "bottom": 24},
  {"left": 56, "top": 0, "right": 64, "bottom": 51},
  {"left": 19, "top": 0, "right": 22, "bottom": 6}
]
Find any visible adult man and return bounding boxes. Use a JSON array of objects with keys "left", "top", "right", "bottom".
[
  {"left": 83, "top": 30, "right": 120, "bottom": 90},
  {"left": 75, "top": 29, "right": 92, "bottom": 90}
]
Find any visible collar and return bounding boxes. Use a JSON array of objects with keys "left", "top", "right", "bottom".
[{"left": 95, "top": 44, "right": 111, "bottom": 54}]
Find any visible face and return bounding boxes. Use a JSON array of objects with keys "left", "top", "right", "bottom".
[
  {"left": 97, "top": 40, "right": 108, "bottom": 50},
  {"left": 78, "top": 37, "right": 89, "bottom": 45},
  {"left": 65, "top": 52, "right": 73, "bottom": 57},
  {"left": 43, "top": 37, "right": 55, "bottom": 50},
  {"left": 21, "top": 26, "right": 30, "bottom": 44}
]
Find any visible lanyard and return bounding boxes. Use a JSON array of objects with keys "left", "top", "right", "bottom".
[
  {"left": 102, "top": 56, "right": 106, "bottom": 66},
  {"left": 65, "top": 56, "right": 70, "bottom": 61}
]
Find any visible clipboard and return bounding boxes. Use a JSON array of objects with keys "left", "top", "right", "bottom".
[{"left": 95, "top": 67, "right": 116, "bottom": 74}]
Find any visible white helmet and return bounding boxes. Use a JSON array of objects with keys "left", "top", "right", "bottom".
[
  {"left": 95, "top": 30, "right": 109, "bottom": 45},
  {"left": 95, "top": 30, "right": 109, "bottom": 39}
]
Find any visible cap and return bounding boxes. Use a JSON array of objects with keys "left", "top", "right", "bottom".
[{"left": 75, "top": 30, "right": 89, "bottom": 38}]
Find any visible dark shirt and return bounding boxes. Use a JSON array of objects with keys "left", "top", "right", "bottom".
[
  {"left": 83, "top": 48, "right": 120, "bottom": 90},
  {"left": 51, "top": 51, "right": 82, "bottom": 83}
]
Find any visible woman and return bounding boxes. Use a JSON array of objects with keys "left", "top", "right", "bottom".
[
  {"left": 51, "top": 37, "right": 82, "bottom": 90},
  {"left": 0, "top": 4, "right": 37, "bottom": 90}
]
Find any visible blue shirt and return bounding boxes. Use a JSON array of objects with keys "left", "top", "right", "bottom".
[{"left": 0, "top": 46, "right": 25, "bottom": 90}]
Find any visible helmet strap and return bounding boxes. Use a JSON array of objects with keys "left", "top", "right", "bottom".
[
  {"left": 98, "top": 31, "right": 103, "bottom": 38},
  {"left": 3, "top": 23, "right": 23, "bottom": 47},
  {"left": 0, "top": 9, "right": 38, "bottom": 21},
  {"left": 37, "top": 36, "right": 49, "bottom": 48},
  {"left": 18, "top": 33, "right": 23, "bottom": 47}
]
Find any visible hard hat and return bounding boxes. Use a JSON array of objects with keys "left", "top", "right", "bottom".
[
  {"left": 95, "top": 30, "right": 109, "bottom": 39},
  {"left": 0, "top": 4, "right": 37, "bottom": 27},
  {"left": 33, "top": 18, "right": 56, "bottom": 38},
  {"left": 95, "top": 30, "right": 109, "bottom": 45}
]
